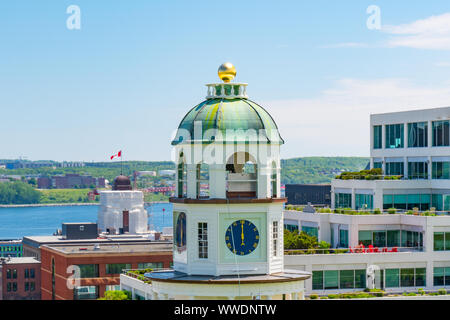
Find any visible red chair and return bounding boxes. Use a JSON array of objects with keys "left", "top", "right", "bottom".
[
  {"left": 368, "top": 245, "right": 374, "bottom": 253},
  {"left": 374, "top": 247, "right": 379, "bottom": 253},
  {"left": 382, "top": 247, "right": 388, "bottom": 253},
  {"left": 390, "top": 247, "right": 398, "bottom": 253},
  {"left": 349, "top": 248, "right": 354, "bottom": 253}
]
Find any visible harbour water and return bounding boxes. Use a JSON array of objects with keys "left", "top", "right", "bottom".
[{"left": 0, "top": 203, "right": 173, "bottom": 239}]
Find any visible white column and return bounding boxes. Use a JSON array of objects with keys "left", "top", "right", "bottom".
[
  {"left": 209, "top": 163, "right": 226, "bottom": 198},
  {"left": 257, "top": 164, "right": 270, "bottom": 199},
  {"left": 351, "top": 188, "right": 356, "bottom": 210},
  {"left": 186, "top": 164, "right": 197, "bottom": 199},
  {"left": 428, "top": 156, "right": 432, "bottom": 180}
]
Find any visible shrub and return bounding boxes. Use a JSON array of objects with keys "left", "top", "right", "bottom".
[
  {"left": 402, "top": 292, "right": 416, "bottom": 296},
  {"left": 309, "top": 294, "right": 318, "bottom": 300},
  {"left": 373, "top": 208, "right": 382, "bottom": 215},
  {"left": 320, "top": 296, "right": 328, "bottom": 299},
  {"left": 438, "top": 288, "right": 447, "bottom": 295},
  {"left": 327, "top": 294, "right": 339, "bottom": 299},
  {"left": 417, "top": 288, "right": 425, "bottom": 295},
  {"left": 387, "top": 208, "right": 397, "bottom": 215}
]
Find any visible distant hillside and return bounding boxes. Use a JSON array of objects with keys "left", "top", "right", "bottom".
[
  {"left": 1, "top": 157, "right": 369, "bottom": 185},
  {"left": 281, "top": 157, "right": 370, "bottom": 185}
]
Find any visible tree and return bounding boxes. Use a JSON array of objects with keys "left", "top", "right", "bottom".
[
  {"left": 98, "top": 290, "right": 131, "bottom": 300},
  {"left": 0, "top": 181, "right": 41, "bottom": 204},
  {"left": 284, "top": 229, "right": 320, "bottom": 250}
]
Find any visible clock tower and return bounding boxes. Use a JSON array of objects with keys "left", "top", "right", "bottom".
[{"left": 143, "top": 64, "right": 310, "bottom": 299}]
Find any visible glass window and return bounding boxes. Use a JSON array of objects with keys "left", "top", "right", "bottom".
[
  {"left": 6, "top": 269, "right": 11, "bottom": 279},
  {"left": 355, "top": 194, "right": 373, "bottom": 210},
  {"left": 434, "top": 232, "right": 445, "bottom": 251},
  {"left": 77, "top": 264, "right": 99, "bottom": 278},
  {"left": 358, "top": 230, "right": 372, "bottom": 246},
  {"left": 433, "top": 120, "right": 450, "bottom": 147},
  {"left": 12, "top": 282, "right": 17, "bottom": 292},
  {"left": 434, "top": 267, "right": 445, "bottom": 286},
  {"left": 374, "top": 125, "right": 382, "bottom": 149},
  {"left": 74, "top": 286, "right": 98, "bottom": 300},
  {"left": 271, "top": 162, "right": 278, "bottom": 198},
  {"left": 338, "top": 229, "right": 349, "bottom": 248},
  {"left": 30, "top": 268, "right": 35, "bottom": 279},
  {"left": 339, "top": 270, "right": 354, "bottom": 289},
  {"left": 302, "top": 226, "right": 318, "bottom": 239},
  {"left": 400, "top": 268, "right": 415, "bottom": 287},
  {"left": 198, "top": 222, "right": 208, "bottom": 259},
  {"left": 137, "top": 262, "right": 163, "bottom": 269},
  {"left": 324, "top": 270, "right": 339, "bottom": 289},
  {"left": 272, "top": 221, "right": 279, "bottom": 257},
  {"left": 387, "top": 230, "right": 400, "bottom": 247},
  {"left": 373, "top": 162, "right": 382, "bottom": 170},
  {"left": 385, "top": 269, "right": 400, "bottom": 288},
  {"left": 24, "top": 268, "right": 29, "bottom": 278},
  {"left": 446, "top": 267, "right": 450, "bottom": 286},
  {"left": 284, "top": 224, "right": 298, "bottom": 233},
  {"left": 7, "top": 282, "right": 11, "bottom": 292},
  {"left": 196, "top": 163, "right": 209, "bottom": 198},
  {"left": 25, "top": 282, "right": 29, "bottom": 291},
  {"left": 105, "top": 264, "right": 131, "bottom": 275},
  {"left": 415, "top": 268, "right": 426, "bottom": 287},
  {"left": 385, "top": 124, "right": 404, "bottom": 149},
  {"left": 106, "top": 285, "right": 121, "bottom": 291},
  {"left": 385, "top": 162, "right": 404, "bottom": 176},
  {"left": 373, "top": 231, "right": 386, "bottom": 247},
  {"left": 30, "top": 282, "right": 35, "bottom": 291},
  {"left": 432, "top": 162, "right": 450, "bottom": 180},
  {"left": 335, "top": 193, "right": 352, "bottom": 209},
  {"left": 446, "top": 232, "right": 450, "bottom": 250},
  {"left": 312, "top": 271, "right": 324, "bottom": 290},
  {"left": 408, "top": 162, "right": 428, "bottom": 180},
  {"left": 408, "top": 122, "right": 428, "bottom": 148},
  {"left": 355, "top": 270, "right": 366, "bottom": 288}
]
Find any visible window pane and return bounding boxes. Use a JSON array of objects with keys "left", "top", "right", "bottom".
[
  {"left": 433, "top": 121, "right": 450, "bottom": 147},
  {"left": 385, "top": 269, "right": 400, "bottom": 288},
  {"left": 386, "top": 124, "right": 404, "bottom": 149},
  {"left": 434, "top": 267, "right": 444, "bottom": 286},
  {"left": 387, "top": 230, "right": 400, "bottom": 247},
  {"left": 400, "top": 268, "right": 415, "bottom": 287},
  {"left": 302, "top": 226, "right": 318, "bottom": 239},
  {"left": 445, "top": 268, "right": 450, "bottom": 286},
  {"left": 354, "top": 270, "right": 366, "bottom": 288},
  {"left": 74, "top": 286, "right": 98, "bottom": 300},
  {"left": 374, "top": 126, "right": 382, "bottom": 149},
  {"left": 137, "top": 262, "right": 163, "bottom": 269},
  {"left": 358, "top": 231, "right": 372, "bottom": 246},
  {"left": 105, "top": 264, "right": 131, "bottom": 275},
  {"left": 339, "top": 229, "right": 349, "bottom": 248},
  {"left": 339, "top": 270, "right": 354, "bottom": 289},
  {"left": 77, "top": 264, "right": 99, "bottom": 278},
  {"left": 373, "top": 231, "right": 386, "bottom": 247},
  {"left": 446, "top": 233, "right": 450, "bottom": 251},
  {"left": 324, "top": 270, "right": 339, "bottom": 289},
  {"left": 312, "top": 271, "right": 323, "bottom": 290},
  {"left": 408, "top": 122, "right": 428, "bottom": 148},
  {"left": 434, "top": 233, "right": 445, "bottom": 251},
  {"left": 415, "top": 268, "right": 426, "bottom": 287}
]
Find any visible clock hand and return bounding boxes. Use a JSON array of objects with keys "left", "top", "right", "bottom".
[{"left": 241, "top": 221, "right": 245, "bottom": 246}]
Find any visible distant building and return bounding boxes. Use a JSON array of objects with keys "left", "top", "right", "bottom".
[
  {"left": 0, "top": 240, "right": 23, "bottom": 258},
  {"left": 137, "top": 171, "right": 157, "bottom": 177},
  {"left": 0, "top": 257, "right": 41, "bottom": 300},
  {"left": 6, "top": 161, "right": 54, "bottom": 170},
  {"left": 285, "top": 184, "right": 331, "bottom": 206},
  {"left": 37, "top": 174, "right": 106, "bottom": 189},
  {"left": 158, "top": 170, "right": 176, "bottom": 176},
  {"left": 40, "top": 242, "right": 172, "bottom": 300}
]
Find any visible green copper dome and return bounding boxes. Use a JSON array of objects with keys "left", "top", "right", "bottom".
[{"left": 172, "top": 98, "right": 284, "bottom": 145}]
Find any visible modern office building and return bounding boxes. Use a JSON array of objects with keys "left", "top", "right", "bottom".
[
  {"left": 285, "top": 184, "right": 331, "bottom": 206},
  {"left": 331, "top": 107, "right": 450, "bottom": 212},
  {"left": 0, "top": 257, "right": 41, "bottom": 300},
  {"left": 40, "top": 242, "right": 172, "bottom": 300},
  {"left": 283, "top": 209, "right": 450, "bottom": 295}
]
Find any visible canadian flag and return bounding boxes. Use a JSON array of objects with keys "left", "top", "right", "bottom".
[{"left": 110, "top": 150, "right": 122, "bottom": 160}]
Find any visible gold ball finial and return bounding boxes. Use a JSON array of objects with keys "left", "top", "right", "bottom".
[{"left": 218, "top": 62, "right": 236, "bottom": 83}]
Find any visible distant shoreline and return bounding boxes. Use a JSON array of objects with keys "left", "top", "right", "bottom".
[
  {"left": 0, "top": 201, "right": 170, "bottom": 208},
  {"left": 0, "top": 203, "right": 100, "bottom": 208}
]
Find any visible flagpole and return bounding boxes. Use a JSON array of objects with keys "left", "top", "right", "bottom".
[{"left": 121, "top": 151, "right": 123, "bottom": 176}]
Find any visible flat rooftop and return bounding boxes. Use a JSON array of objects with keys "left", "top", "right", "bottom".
[
  {"left": 23, "top": 234, "right": 171, "bottom": 248},
  {"left": 43, "top": 242, "right": 173, "bottom": 255},
  {"left": 1, "top": 257, "right": 40, "bottom": 264}
]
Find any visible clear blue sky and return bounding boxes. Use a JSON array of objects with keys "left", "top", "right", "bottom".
[{"left": 1, "top": 0, "right": 450, "bottom": 162}]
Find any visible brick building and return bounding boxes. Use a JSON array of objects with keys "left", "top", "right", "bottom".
[
  {"left": 40, "top": 242, "right": 172, "bottom": 300},
  {"left": 0, "top": 257, "right": 41, "bottom": 300},
  {"left": 37, "top": 174, "right": 106, "bottom": 189}
]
